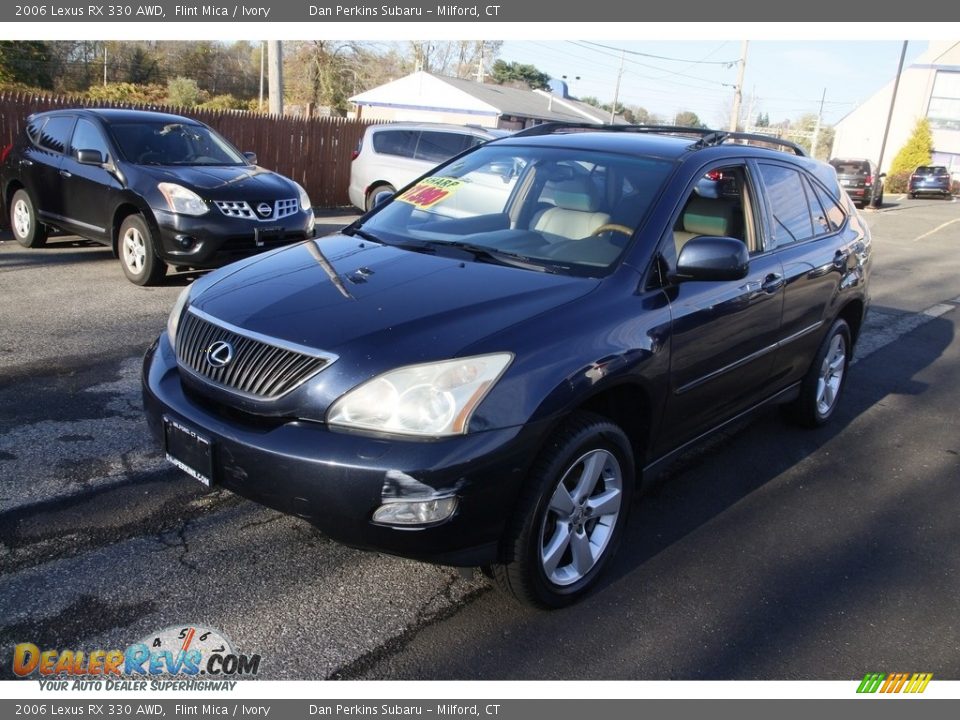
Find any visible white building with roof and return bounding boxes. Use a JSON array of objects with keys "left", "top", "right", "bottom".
[
  {"left": 349, "top": 71, "right": 624, "bottom": 129},
  {"left": 832, "top": 41, "right": 960, "bottom": 177}
]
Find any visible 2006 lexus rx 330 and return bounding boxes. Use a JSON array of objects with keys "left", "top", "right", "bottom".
[{"left": 143, "top": 124, "right": 871, "bottom": 607}]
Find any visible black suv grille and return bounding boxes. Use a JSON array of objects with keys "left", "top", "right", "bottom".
[{"left": 176, "top": 309, "right": 333, "bottom": 399}]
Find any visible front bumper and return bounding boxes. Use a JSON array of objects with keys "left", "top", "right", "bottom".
[
  {"left": 141, "top": 334, "right": 543, "bottom": 566},
  {"left": 152, "top": 207, "right": 315, "bottom": 268}
]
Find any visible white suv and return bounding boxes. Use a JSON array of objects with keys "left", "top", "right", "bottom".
[{"left": 348, "top": 123, "right": 508, "bottom": 211}]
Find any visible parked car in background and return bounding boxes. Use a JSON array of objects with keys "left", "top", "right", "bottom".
[
  {"left": 829, "top": 158, "right": 884, "bottom": 208},
  {"left": 1, "top": 108, "right": 315, "bottom": 285},
  {"left": 908, "top": 165, "right": 952, "bottom": 199},
  {"left": 144, "top": 124, "right": 871, "bottom": 608},
  {"left": 348, "top": 123, "right": 510, "bottom": 211}
]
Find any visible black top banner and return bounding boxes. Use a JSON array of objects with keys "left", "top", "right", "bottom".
[{"left": 2, "top": 0, "right": 958, "bottom": 22}]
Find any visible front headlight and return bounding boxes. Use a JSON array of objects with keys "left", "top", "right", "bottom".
[
  {"left": 294, "top": 181, "right": 312, "bottom": 213},
  {"left": 166, "top": 284, "right": 193, "bottom": 345},
  {"left": 158, "top": 182, "right": 208, "bottom": 216},
  {"left": 327, "top": 353, "right": 512, "bottom": 437}
]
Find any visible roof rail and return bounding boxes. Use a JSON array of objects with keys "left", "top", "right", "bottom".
[
  {"left": 691, "top": 131, "right": 806, "bottom": 157},
  {"left": 510, "top": 122, "right": 806, "bottom": 157},
  {"left": 511, "top": 122, "right": 716, "bottom": 138}
]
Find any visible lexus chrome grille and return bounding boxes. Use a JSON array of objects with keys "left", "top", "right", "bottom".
[{"left": 175, "top": 308, "right": 335, "bottom": 400}]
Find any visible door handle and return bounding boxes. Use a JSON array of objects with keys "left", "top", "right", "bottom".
[
  {"left": 59, "top": 170, "right": 72, "bottom": 178},
  {"left": 20, "top": 159, "right": 33, "bottom": 166},
  {"left": 761, "top": 273, "right": 785, "bottom": 294}
]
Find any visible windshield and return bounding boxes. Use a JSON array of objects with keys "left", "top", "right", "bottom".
[
  {"left": 109, "top": 121, "right": 247, "bottom": 166},
  {"left": 356, "top": 144, "right": 676, "bottom": 277}
]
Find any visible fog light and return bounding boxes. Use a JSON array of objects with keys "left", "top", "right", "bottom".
[
  {"left": 174, "top": 234, "right": 196, "bottom": 249},
  {"left": 372, "top": 497, "right": 458, "bottom": 526}
]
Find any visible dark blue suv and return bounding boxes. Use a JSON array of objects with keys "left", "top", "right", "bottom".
[{"left": 142, "top": 124, "right": 871, "bottom": 608}]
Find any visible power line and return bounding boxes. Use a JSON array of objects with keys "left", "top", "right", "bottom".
[{"left": 577, "top": 41, "right": 739, "bottom": 66}]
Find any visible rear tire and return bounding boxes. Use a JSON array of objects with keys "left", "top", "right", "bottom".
[
  {"left": 119, "top": 214, "right": 166, "bottom": 286},
  {"left": 491, "top": 412, "right": 634, "bottom": 608},
  {"left": 365, "top": 184, "right": 396, "bottom": 212},
  {"left": 10, "top": 189, "right": 48, "bottom": 248},
  {"left": 785, "top": 318, "right": 851, "bottom": 428}
]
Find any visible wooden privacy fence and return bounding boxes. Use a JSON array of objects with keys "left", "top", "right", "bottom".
[{"left": 0, "top": 91, "right": 380, "bottom": 209}]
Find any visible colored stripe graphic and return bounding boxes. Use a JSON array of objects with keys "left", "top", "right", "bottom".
[
  {"left": 857, "top": 673, "right": 885, "bottom": 693},
  {"left": 857, "top": 672, "right": 932, "bottom": 694},
  {"left": 905, "top": 673, "right": 933, "bottom": 693}
]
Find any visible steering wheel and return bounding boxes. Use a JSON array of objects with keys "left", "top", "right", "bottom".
[{"left": 591, "top": 223, "right": 633, "bottom": 237}]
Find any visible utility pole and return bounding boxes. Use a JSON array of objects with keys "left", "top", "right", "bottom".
[
  {"left": 103, "top": 46, "right": 107, "bottom": 86},
  {"left": 610, "top": 49, "right": 625, "bottom": 124},
  {"left": 872, "top": 40, "right": 908, "bottom": 208},
  {"left": 729, "top": 40, "right": 749, "bottom": 132},
  {"left": 258, "top": 40, "right": 265, "bottom": 112},
  {"left": 811, "top": 88, "right": 826, "bottom": 159},
  {"left": 475, "top": 42, "right": 485, "bottom": 83},
  {"left": 267, "top": 40, "right": 283, "bottom": 116}
]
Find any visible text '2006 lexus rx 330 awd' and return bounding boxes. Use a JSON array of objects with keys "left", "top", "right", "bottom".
[{"left": 143, "top": 124, "right": 871, "bottom": 608}]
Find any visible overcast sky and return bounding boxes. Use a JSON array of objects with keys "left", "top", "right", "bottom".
[{"left": 499, "top": 40, "right": 928, "bottom": 127}]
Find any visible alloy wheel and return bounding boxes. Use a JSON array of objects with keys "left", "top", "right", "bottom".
[
  {"left": 539, "top": 448, "right": 623, "bottom": 587},
  {"left": 13, "top": 199, "right": 30, "bottom": 238},
  {"left": 816, "top": 333, "right": 847, "bottom": 416},
  {"left": 122, "top": 226, "right": 147, "bottom": 274}
]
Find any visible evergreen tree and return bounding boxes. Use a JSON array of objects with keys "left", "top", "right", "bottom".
[{"left": 890, "top": 118, "right": 934, "bottom": 175}]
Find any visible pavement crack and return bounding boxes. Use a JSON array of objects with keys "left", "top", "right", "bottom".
[
  {"left": 156, "top": 518, "right": 198, "bottom": 572},
  {"left": 326, "top": 570, "right": 490, "bottom": 680}
]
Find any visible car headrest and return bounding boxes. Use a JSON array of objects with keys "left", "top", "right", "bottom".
[
  {"left": 551, "top": 178, "right": 602, "bottom": 213},
  {"left": 682, "top": 196, "right": 735, "bottom": 237}
]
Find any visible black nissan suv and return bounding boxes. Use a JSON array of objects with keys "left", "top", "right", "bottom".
[
  {"left": 1, "top": 108, "right": 315, "bottom": 285},
  {"left": 143, "top": 124, "right": 871, "bottom": 608}
]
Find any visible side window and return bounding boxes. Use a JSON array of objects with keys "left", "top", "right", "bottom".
[
  {"left": 372, "top": 130, "right": 417, "bottom": 159},
  {"left": 805, "top": 176, "right": 846, "bottom": 235},
  {"left": 757, "top": 163, "right": 815, "bottom": 247},
  {"left": 414, "top": 131, "right": 473, "bottom": 163},
  {"left": 37, "top": 116, "right": 75, "bottom": 155},
  {"left": 666, "top": 164, "right": 756, "bottom": 268},
  {"left": 70, "top": 119, "right": 111, "bottom": 162}
]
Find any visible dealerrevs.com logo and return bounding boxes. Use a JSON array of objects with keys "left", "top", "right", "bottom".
[
  {"left": 857, "top": 673, "right": 933, "bottom": 694},
  {"left": 13, "top": 625, "right": 261, "bottom": 691}
]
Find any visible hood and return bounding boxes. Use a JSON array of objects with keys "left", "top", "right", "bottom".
[
  {"left": 138, "top": 164, "right": 296, "bottom": 198},
  {"left": 190, "top": 234, "right": 598, "bottom": 369}
]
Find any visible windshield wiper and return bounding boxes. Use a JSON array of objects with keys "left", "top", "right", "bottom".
[
  {"left": 429, "top": 241, "right": 565, "bottom": 273},
  {"left": 342, "top": 226, "right": 386, "bottom": 245}
]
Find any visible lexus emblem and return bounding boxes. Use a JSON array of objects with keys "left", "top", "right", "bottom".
[
  {"left": 206, "top": 340, "right": 235, "bottom": 368},
  {"left": 256, "top": 202, "right": 272, "bottom": 218}
]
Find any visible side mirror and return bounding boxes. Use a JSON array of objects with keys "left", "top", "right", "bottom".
[
  {"left": 373, "top": 190, "right": 393, "bottom": 208},
  {"left": 673, "top": 236, "right": 749, "bottom": 282},
  {"left": 243, "top": 151, "right": 258, "bottom": 165},
  {"left": 76, "top": 149, "right": 104, "bottom": 166}
]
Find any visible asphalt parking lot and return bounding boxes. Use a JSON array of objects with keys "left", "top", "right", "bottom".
[{"left": 0, "top": 196, "right": 958, "bottom": 680}]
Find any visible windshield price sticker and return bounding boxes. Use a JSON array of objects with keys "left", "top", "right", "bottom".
[{"left": 397, "top": 177, "right": 465, "bottom": 209}]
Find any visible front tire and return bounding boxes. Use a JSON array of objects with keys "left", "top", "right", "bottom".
[
  {"left": 119, "top": 214, "right": 166, "bottom": 286},
  {"left": 786, "top": 318, "right": 851, "bottom": 428},
  {"left": 10, "top": 189, "right": 48, "bottom": 248},
  {"left": 492, "top": 412, "right": 634, "bottom": 608}
]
